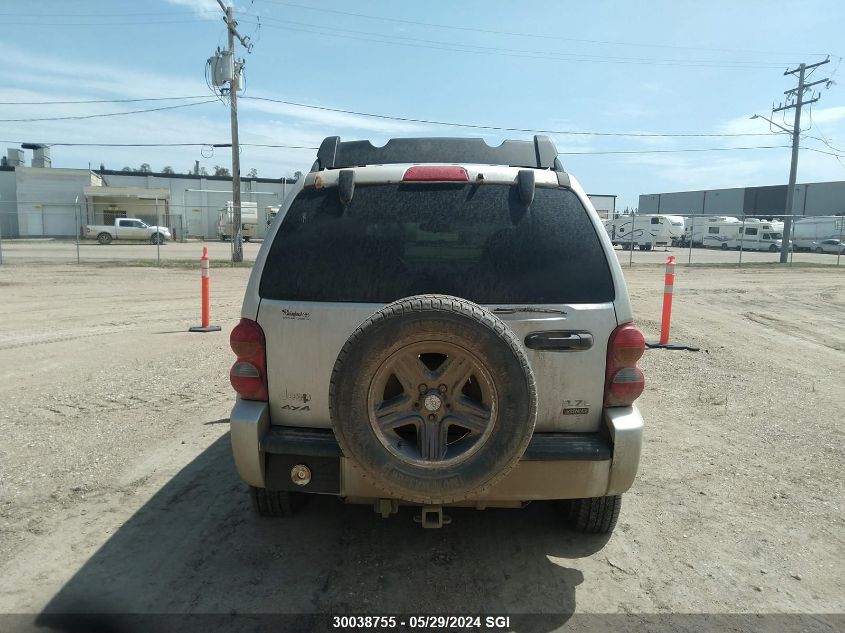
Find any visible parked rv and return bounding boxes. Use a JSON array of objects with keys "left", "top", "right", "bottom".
[
  {"left": 727, "top": 220, "right": 787, "bottom": 252},
  {"left": 792, "top": 216, "right": 845, "bottom": 251},
  {"left": 217, "top": 202, "right": 259, "bottom": 242},
  {"left": 605, "top": 214, "right": 685, "bottom": 250},
  {"left": 688, "top": 216, "right": 741, "bottom": 247}
]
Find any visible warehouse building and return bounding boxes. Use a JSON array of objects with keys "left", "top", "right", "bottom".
[
  {"left": 0, "top": 146, "right": 620, "bottom": 237},
  {"left": 0, "top": 146, "right": 298, "bottom": 240},
  {"left": 639, "top": 181, "right": 845, "bottom": 217},
  {"left": 587, "top": 194, "right": 617, "bottom": 220}
]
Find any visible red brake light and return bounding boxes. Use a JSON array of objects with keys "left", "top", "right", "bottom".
[
  {"left": 605, "top": 323, "right": 645, "bottom": 407},
  {"left": 402, "top": 166, "right": 469, "bottom": 182},
  {"left": 229, "top": 318, "right": 268, "bottom": 401}
]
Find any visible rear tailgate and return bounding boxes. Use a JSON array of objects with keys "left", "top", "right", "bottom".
[{"left": 255, "top": 173, "right": 617, "bottom": 432}]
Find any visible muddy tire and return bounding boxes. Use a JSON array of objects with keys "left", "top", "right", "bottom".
[
  {"left": 329, "top": 294, "right": 537, "bottom": 504},
  {"left": 249, "top": 486, "right": 306, "bottom": 517},
  {"left": 97, "top": 232, "right": 112, "bottom": 245},
  {"left": 564, "top": 495, "right": 622, "bottom": 534}
]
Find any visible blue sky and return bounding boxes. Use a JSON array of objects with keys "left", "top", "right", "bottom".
[{"left": 1, "top": 0, "right": 844, "bottom": 210}]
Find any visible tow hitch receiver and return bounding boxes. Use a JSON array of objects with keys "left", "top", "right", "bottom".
[{"left": 415, "top": 505, "right": 452, "bottom": 529}]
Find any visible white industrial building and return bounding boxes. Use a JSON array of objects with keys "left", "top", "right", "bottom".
[
  {"left": 0, "top": 146, "right": 297, "bottom": 240},
  {"left": 586, "top": 194, "right": 617, "bottom": 220},
  {"left": 0, "top": 146, "right": 619, "bottom": 238}
]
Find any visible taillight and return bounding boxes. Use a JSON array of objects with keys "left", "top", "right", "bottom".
[
  {"left": 402, "top": 166, "right": 469, "bottom": 182},
  {"left": 229, "top": 318, "right": 268, "bottom": 401},
  {"left": 604, "top": 323, "right": 645, "bottom": 407}
]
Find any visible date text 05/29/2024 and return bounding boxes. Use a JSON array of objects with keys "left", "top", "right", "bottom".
[{"left": 333, "top": 615, "right": 512, "bottom": 629}]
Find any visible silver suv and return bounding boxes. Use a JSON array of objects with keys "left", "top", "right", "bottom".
[{"left": 229, "top": 135, "right": 645, "bottom": 531}]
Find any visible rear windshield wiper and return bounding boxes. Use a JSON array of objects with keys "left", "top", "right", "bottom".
[{"left": 490, "top": 306, "right": 568, "bottom": 315}]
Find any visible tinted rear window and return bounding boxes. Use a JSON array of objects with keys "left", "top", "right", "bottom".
[{"left": 259, "top": 183, "right": 614, "bottom": 304}]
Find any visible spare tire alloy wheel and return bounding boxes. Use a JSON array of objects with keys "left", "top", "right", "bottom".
[
  {"left": 330, "top": 295, "right": 537, "bottom": 504},
  {"left": 369, "top": 341, "right": 497, "bottom": 465}
]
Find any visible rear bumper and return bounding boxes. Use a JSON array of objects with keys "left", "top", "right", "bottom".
[{"left": 230, "top": 400, "right": 643, "bottom": 502}]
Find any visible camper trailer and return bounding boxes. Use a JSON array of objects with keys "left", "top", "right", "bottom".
[
  {"left": 605, "top": 214, "right": 685, "bottom": 250},
  {"left": 217, "top": 201, "right": 259, "bottom": 242},
  {"left": 689, "top": 216, "right": 741, "bottom": 247},
  {"left": 792, "top": 216, "right": 845, "bottom": 251}
]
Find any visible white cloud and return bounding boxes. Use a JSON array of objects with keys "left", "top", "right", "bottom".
[
  {"left": 809, "top": 105, "right": 845, "bottom": 125},
  {"left": 161, "top": 0, "right": 224, "bottom": 19}
]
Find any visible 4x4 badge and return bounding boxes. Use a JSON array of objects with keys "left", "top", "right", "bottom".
[{"left": 280, "top": 404, "right": 311, "bottom": 411}]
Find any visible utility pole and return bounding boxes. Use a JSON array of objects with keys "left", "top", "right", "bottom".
[
  {"left": 771, "top": 58, "right": 829, "bottom": 263},
  {"left": 215, "top": 0, "right": 251, "bottom": 263}
]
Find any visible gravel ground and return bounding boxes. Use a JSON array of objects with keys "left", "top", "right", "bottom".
[{"left": 0, "top": 262, "right": 842, "bottom": 631}]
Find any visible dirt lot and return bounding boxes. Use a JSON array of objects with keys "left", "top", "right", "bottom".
[{"left": 0, "top": 262, "right": 842, "bottom": 630}]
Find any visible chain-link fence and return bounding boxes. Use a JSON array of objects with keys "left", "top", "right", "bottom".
[
  {"left": 0, "top": 200, "right": 281, "bottom": 266},
  {"left": 606, "top": 213, "right": 845, "bottom": 268},
  {"left": 2, "top": 206, "right": 843, "bottom": 269}
]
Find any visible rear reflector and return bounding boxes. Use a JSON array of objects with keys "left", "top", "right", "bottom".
[
  {"left": 402, "top": 166, "right": 469, "bottom": 182},
  {"left": 606, "top": 368, "right": 645, "bottom": 407}
]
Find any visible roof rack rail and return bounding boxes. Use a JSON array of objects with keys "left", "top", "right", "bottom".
[{"left": 311, "top": 135, "right": 563, "bottom": 172}]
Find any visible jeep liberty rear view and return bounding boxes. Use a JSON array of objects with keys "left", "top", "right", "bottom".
[{"left": 229, "top": 135, "right": 645, "bottom": 531}]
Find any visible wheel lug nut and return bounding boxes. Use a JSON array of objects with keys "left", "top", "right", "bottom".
[
  {"left": 428, "top": 414, "right": 436, "bottom": 421},
  {"left": 418, "top": 384, "right": 428, "bottom": 394},
  {"left": 438, "top": 384, "right": 447, "bottom": 393},
  {"left": 413, "top": 402, "right": 420, "bottom": 408}
]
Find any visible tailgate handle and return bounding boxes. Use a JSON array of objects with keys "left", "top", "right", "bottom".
[{"left": 524, "top": 331, "right": 593, "bottom": 351}]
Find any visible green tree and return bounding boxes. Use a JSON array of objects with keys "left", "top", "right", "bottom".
[
  {"left": 213, "top": 165, "right": 231, "bottom": 177},
  {"left": 246, "top": 167, "right": 258, "bottom": 178},
  {"left": 161, "top": 166, "right": 175, "bottom": 174},
  {"left": 139, "top": 163, "right": 151, "bottom": 173}
]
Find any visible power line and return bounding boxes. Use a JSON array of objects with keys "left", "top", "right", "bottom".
[
  {"left": 251, "top": 19, "right": 792, "bottom": 69},
  {"left": 0, "top": 100, "right": 218, "bottom": 123},
  {"left": 558, "top": 145, "right": 791, "bottom": 155},
  {"left": 0, "top": 9, "right": 220, "bottom": 17},
  {"left": 1, "top": 18, "right": 217, "bottom": 26},
  {"left": 241, "top": 95, "right": 779, "bottom": 138},
  {"left": 0, "top": 95, "right": 211, "bottom": 106},
  {"left": 0, "top": 92, "right": 781, "bottom": 138},
  {"left": 801, "top": 146, "right": 845, "bottom": 158},
  {"left": 0, "top": 140, "right": 318, "bottom": 149},
  {"left": 0, "top": 138, "right": 789, "bottom": 154},
  {"left": 256, "top": 0, "right": 824, "bottom": 58}
]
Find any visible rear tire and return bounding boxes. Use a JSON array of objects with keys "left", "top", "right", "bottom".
[
  {"left": 97, "top": 232, "right": 112, "bottom": 245},
  {"left": 564, "top": 495, "right": 622, "bottom": 534},
  {"left": 815, "top": 247, "right": 823, "bottom": 254},
  {"left": 720, "top": 243, "right": 728, "bottom": 250},
  {"left": 150, "top": 233, "right": 165, "bottom": 245},
  {"left": 249, "top": 486, "right": 306, "bottom": 517},
  {"left": 769, "top": 244, "right": 778, "bottom": 252}
]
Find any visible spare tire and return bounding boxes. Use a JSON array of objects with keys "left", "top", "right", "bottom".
[{"left": 329, "top": 294, "right": 537, "bottom": 504}]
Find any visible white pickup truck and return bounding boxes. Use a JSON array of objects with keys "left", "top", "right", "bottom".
[{"left": 84, "top": 218, "right": 171, "bottom": 245}]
